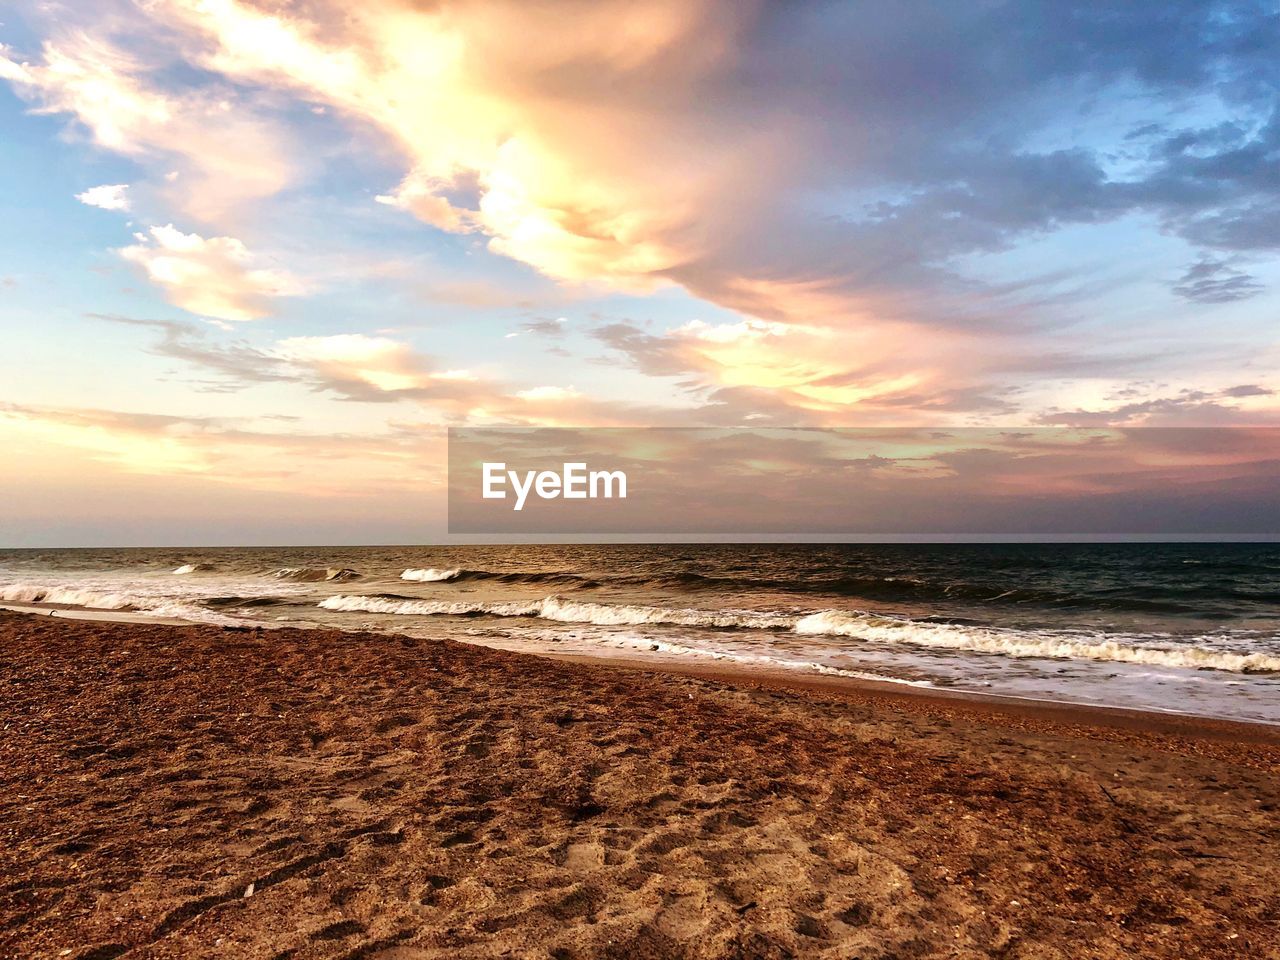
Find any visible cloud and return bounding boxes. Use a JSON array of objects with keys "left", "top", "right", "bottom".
[
  {"left": 512, "top": 316, "right": 569, "bottom": 338},
  {"left": 1037, "top": 383, "right": 1278, "bottom": 427},
  {"left": 102, "top": 317, "right": 472, "bottom": 402},
  {"left": 264, "top": 333, "right": 670, "bottom": 423},
  {"left": 117, "top": 0, "right": 1277, "bottom": 322},
  {"left": 0, "top": 33, "right": 295, "bottom": 221},
  {"left": 1221, "top": 384, "right": 1272, "bottom": 399},
  {"left": 136, "top": 0, "right": 723, "bottom": 288},
  {"left": 7, "top": 1, "right": 1280, "bottom": 433},
  {"left": 592, "top": 318, "right": 1004, "bottom": 423},
  {"left": 671, "top": 318, "right": 788, "bottom": 344},
  {"left": 102, "top": 315, "right": 673, "bottom": 424},
  {"left": 593, "top": 322, "right": 691, "bottom": 378},
  {"left": 118, "top": 225, "right": 302, "bottom": 322},
  {"left": 0, "top": 399, "right": 445, "bottom": 494},
  {"left": 275, "top": 334, "right": 476, "bottom": 395},
  {"left": 514, "top": 385, "right": 581, "bottom": 402},
  {"left": 75, "top": 183, "right": 130, "bottom": 211},
  {"left": 94, "top": 314, "right": 294, "bottom": 387},
  {"left": 1171, "top": 257, "right": 1264, "bottom": 304}
]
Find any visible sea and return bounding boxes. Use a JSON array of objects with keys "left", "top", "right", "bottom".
[{"left": 2, "top": 543, "right": 1278, "bottom": 724}]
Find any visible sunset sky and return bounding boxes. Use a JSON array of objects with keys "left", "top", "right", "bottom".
[{"left": 2, "top": 1, "right": 1278, "bottom": 545}]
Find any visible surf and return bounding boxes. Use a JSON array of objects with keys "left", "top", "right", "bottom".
[{"left": 317, "top": 593, "right": 1280, "bottom": 675}]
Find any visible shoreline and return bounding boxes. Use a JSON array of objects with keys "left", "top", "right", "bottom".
[
  {"left": 547, "top": 652, "right": 1280, "bottom": 745},
  {"left": 3, "top": 610, "right": 1278, "bottom": 958},
  {"left": 4, "top": 598, "right": 1277, "bottom": 734},
  {"left": 0, "top": 600, "right": 196, "bottom": 626}
]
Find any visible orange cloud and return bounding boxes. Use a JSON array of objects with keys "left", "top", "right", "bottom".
[
  {"left": 9, "top": 1, "right": 1274, "bottom": 435},
  {"left": 119, "top": 225, "right": 302, "bottom": 322},
  {"left": 0, "top": 401, "right": 444, "bottom": 496},
  {"left": 275, "top": 334, "right": 476, "bottom": 393},
  {"left": 113, "top": 0, "right": 1075, "bottom": 422},
  {"left": 140, "top": 0, "right": 767, "bottom": 288}
]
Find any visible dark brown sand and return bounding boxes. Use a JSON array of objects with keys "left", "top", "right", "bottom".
[{"left": 1, "top": 610, "right": 1277, "bottom": 959}]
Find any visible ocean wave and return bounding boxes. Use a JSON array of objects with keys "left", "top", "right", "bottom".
[
  {"left": 317, "top": 592, "right": 1280, "bottom": 675},
  {"left": 453, "top": 569, "right": 598, "bottom": 587},
  {"left": 394, "top": 564, "right": 1228, "bottom": 613},
  {"left": 0, "top": 582, "right": 232, "bottom": 623},
  {"left": 793, "top": 610, "right": 1280, "bottom": 674},
  {"left": 318, "top": 594, "right": 789, "bottom": 629},
  {"left": 270, "top": 567, "right": 361, "bottom": 582},
  {"left": 633, "top": 570, "right": 1215, "bottom": 613},
  {"left": 391, "top": 567, "right": 600, "bottom": 587},
  {"left": 199, "top": 595, "right": 292, "bottom": 609},
  {"left": 172, "top": 563, "right": 215, "bottom": 575},
  {"left": 401, "top": 568, "right": 462, "bottom": 582},
  {"left": 2, "top": 583, "right": 142, "bottom": 609}
]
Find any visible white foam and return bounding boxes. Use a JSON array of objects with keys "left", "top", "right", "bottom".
[
  {"left": 172, "top": 563, "right": 213, "bottom": 575},
  {"left": 591, "top": 631, "right": 935, "bottom": 687},
  {"left": 0, "top": 582, "right": 231, "bottom": 624},
  {"left": 537, "top": 597, "right": 787, "bottom": 629},
  {"left": 317, "top": 593, "right": 1280, "bottom": 675},
  {"left": 320, "top": 595, "right": 539, "bottom": 617},
  {"left": 794, "top": 610, "right": 1280, "bottom": 674},
  {"left": 3, "top": 583, "right": 142, "bottom": 609},
  {"left": 318, "top": 594, "right": 789, "bottom": 630},
  {"left": 400, "top": 568, "right": 462, "bottom": 582}
]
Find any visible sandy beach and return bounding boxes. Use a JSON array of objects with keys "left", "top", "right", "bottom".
[{"left": 2, "top": 609, "right": 1277, "bottom": 959}]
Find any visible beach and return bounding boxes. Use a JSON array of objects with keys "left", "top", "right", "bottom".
[{"left": 1, "top": 610, "right": 1277, "bottom": 959}]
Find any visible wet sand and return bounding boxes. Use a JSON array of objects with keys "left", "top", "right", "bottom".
[{"left": 1, "top": 610, "right": 1277, "bottom": 959}]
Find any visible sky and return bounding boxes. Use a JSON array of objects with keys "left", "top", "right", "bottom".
[{"left": 1, "top": 0, "right": 1278, "bottom": 545}]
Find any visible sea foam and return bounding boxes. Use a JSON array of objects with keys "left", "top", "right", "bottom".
[
  {"left": 793, "top": 610, "right": 1280, "bottom": 674},
  {"left": 318, "top": 594, "right": 789, "bottom": 630},
  {"left": 317, "top": 593, "right": 1280, "bottom": 675},
  {"left": 0, "top": 582, "right": 231, "bottom": 623}
]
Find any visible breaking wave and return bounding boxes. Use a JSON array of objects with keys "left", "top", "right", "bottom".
[
  {"left": 445, "top": 569, "right": 598, "bottom": 587},
  {"left": 270, "top": 567, "right": 362, "bottom": 582},
  {"left": 317, "top": 593, "right": 1280, "bottom": 675},
  {"left": 793, "top": 610, "right": 1280, "bottom": 674},
  {"left": 0, "top": 582, "right": 231, "bottom": 623},
  {"left": 318, "top": 594, "right": 789, "bottom": 629},
  {"left": 401, "top": 568, "right": 462, "bottom": 582},
  {"left": 388, "top": 567, "right": 601, "bottom": 587},
  {"left": 172, "top": 563, "right": 215, "bottom": 575}
]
